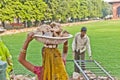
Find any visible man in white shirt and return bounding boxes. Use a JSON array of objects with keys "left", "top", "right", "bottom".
[{"left": 72, "top": 27, "right": 92, "bottom": 73}]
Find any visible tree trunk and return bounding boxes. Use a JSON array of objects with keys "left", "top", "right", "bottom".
[
  {"left": 2, "top": 21, "right": 5, "bottom": 28},
  {"left": 34, "top": 20, "right": 40, "bottom": 27},
  {"left": 23, "top": 20, "right": 27, "bottom": 28},
  {"left": 17, "top": 18, "right": 20, "bottom": 24},
  {"left": 27, "top": 20, "right": 32, "bottom": 27}
]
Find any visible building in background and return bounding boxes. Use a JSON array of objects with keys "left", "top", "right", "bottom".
[{"left": 108, "top": 0, "right": 120, "bottom": 19}]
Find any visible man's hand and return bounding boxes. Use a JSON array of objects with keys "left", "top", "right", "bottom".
[{"left": 89, "top": 56, "right": 92, "bottom": 60}]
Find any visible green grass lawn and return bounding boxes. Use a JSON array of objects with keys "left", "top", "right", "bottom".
[{"left": 1, "top": 20, "right": 120, "bottom": 79}]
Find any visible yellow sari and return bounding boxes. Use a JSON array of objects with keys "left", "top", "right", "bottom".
[{"left": 41, "top": 47, "right": 68, "bottom": 80}]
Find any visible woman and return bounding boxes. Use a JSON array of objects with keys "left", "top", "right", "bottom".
[{"left": 18, "top": 32, "right": 69, "bottom": 80}]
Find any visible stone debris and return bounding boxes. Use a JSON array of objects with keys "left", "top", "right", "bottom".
[
  {"left": 71, "top": 70, "right": 114, "bottom": 80},
  {"left": 84, "top": 70, "right": 96, "bottom": 79},
  {"left": 34, "top": 22, "right": 69, "bottom": 37},
  {"left": 72, "top": 72, "right": 81, "bottom": 80},
  {"left": 10, "top": 75, "right": 36, "bottom": 80}
]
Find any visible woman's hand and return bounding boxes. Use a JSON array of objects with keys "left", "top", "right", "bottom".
[
  {"left": 21, "top": 32, "right": 35, "bottom": 52},
  {"left": 26, "top": 32, "right": 34, "bottom": 42}
]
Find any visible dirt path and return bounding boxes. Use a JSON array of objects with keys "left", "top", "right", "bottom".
[
  {"left": 0, "top": 27, "right": 37, "bottom": 36},
  {"left": 0, "top": 20, "right": 99, "bottom": 36}
]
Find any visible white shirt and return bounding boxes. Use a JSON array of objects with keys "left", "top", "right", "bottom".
[{"left": 72, "top": 32, "right": 91, "bottom": 57}]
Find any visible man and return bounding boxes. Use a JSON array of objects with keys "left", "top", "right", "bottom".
[
  {"left": 0, "top": 39, "right": 13, "bottom": 80},
  {"left": 72, "top": 27, "right": 92, "bottom": 73}
]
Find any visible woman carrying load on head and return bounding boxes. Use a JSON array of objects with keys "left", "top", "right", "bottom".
[{"left": 18, "top": 23, "right": 69, "bottom": 80}]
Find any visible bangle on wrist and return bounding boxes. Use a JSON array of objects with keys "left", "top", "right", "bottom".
[
  {"left": 64, "top": 45, "right": 68, "bottom": 47},
  {"left": 21, "top": 48, "right": 26, "bottom": 54}
]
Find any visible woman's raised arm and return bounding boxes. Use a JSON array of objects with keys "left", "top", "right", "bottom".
[{"left": 18, "top": 32, "right": 35, "bottom": 73}]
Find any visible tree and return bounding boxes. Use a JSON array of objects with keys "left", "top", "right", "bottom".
[
  {"left": 79, "top": 0, "right": 89, "bottom": 18},
  {"left": 102, "top": 1, "right": 112, "bottom": 18},
  {"left": 23, "top": 0, "right": 48, "bottom": 26},
  {"left": 45, "top": 0, "right": 69, "bottom": 22},
  {"left": 0, "top": 0, "right": 15, "bottom": 27},
  {"left": 67, "top": 0, "right": 80, "bottom": 22},
  {"left": 0, "top": 0, "right": 110, "bottom": 28}
]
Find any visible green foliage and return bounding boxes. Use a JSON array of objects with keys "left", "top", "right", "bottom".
[
  {"left": 0, "top": 0, "right": 15, "bottom": 22},
  {"left": 80, "top": 0, "right": 89, "bottom": 18},
  {"left": 68, "top": 0, "right": 80, "bottom": 18},
  {"left": 24, "top": 0, "right": 47, "bottom": 20},
  {"left": 0, "top": 0, "right": 111, "bottom": 23},
  {"left": 0, "top": 0, "right": 48, "bottom": 22},
  {"left": 102, "top": 1, "right": 112, "bottom": 17},
  {"left": 88, "top": 0, "right": 100, "bottom": 18}
]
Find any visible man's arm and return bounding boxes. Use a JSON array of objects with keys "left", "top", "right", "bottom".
[
  {"left": 72, "top": 33, "right": 79, "bottom": 58},
  {"left": 86, "top": 36, "right": 92, "bottom": 60}
]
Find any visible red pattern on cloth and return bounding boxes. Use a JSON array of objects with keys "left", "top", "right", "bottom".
[
  {"left": 63, "top": 59, "right": 66, "bottom": 65},
  {"left": 33, "top": 66, "right": 43, "bottom": 80},
  {"left": 33, "top": 59, "right": 65, "bottom": 80}
]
